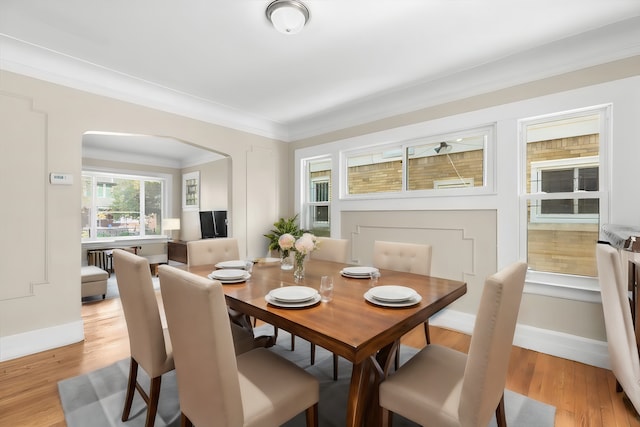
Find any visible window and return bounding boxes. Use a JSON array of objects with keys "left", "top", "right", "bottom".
[
  {"left": 303, "top": 157, "right": 331, "bottom": 236},
  {"left": 342, "top": 125, "right": 492, "bottom": 197},
  {"left": 82, "top": 171, "right": 165, "bottom": 240},
  {"left": 530, "top": 156, "right": 599, "bottom": 223},
  {"left": 520, "top": 108, "right": 608, "bottom": 279}
]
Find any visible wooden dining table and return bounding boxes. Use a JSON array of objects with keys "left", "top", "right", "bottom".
[{"left": 183, "top": 258, "right": 467, "bottom": 427}]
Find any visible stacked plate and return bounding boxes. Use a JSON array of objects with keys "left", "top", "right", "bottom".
[
  {"left": 207, "top": 269, "right": 251, "bottom": 284},
  {"left": 340, "top": 266, "right": 379, "bottom": 279},
  {"left": 364, "top": 285, "right": 422, "bottom": 307},
  {"left": 265, "top": 286, "right": 321, "bottom": 308},
  {"left": 215, "top": 260, "right": 248, "bottom": 269}
]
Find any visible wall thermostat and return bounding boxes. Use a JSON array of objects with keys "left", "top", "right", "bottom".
[{"left": 49, "top": 172, "right": 73, "bottom": 185}]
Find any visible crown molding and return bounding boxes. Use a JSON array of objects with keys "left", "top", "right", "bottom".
[
  {"left": 2, "top": 16, "right": 639, "bottom": 143},
  {"left": 286, "top": 16, "right": 640, "bottom": 141},
  {"left": 0, "top": 35, "right": 289, "bottom": 141}
]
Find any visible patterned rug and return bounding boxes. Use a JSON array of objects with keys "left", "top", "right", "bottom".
[{"left": 58, "top": 327, "right": 555, "bottom": 427}]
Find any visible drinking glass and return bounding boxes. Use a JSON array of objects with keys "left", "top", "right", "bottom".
[
  {"left": 245, "top": 260, "right": 254, "bottom": 273},
  {"left": 320, "top": 276, "right": 334, "bottom": 302},
  {"left": 369, "top": 270, "right": 381, "bottom": 287}
]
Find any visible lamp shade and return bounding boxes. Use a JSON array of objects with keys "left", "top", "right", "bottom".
[
  {"left": 162, "top": 218, "right": 181, "bottom": 231},
  {"left": 266, "top": 0, "right": 309, "bottom": 34}
]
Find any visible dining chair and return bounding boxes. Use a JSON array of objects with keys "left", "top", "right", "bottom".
[
  {"left": 596, "top": 243, "right": 640, "bottom": 415},
  {"left": 158, "top": 265, "right": 319, "bottom": 427},
  {"left": 311, "top": 237, "right": 350, "bottom": 263},
  {"left": 112, "top": 249, "right": 175, "bottom": 427},
  {"left": 379, "top": 261, "right": 527, "bottom": 427},
  {"left": 373, "top": 240, "right": 433, "bottom": 368},
  {"left": 187, "top": 238, "right": 273, "bottom": 347},
  {"left": 308, "top": 237, "right": 350, "bottom": 379},
  {"left": 186, "top": 237, "right": 240, "bottom": 267}
]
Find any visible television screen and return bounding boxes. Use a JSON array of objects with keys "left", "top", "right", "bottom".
[
  {"left": 199, "top": 211, "right": 215, "bottom": 239},
  {"left": 214, "top": 210, "right": 228, "bottom": 237}
]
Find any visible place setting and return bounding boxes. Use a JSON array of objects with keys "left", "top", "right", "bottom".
[
  {"left": 207, "top": 268, "right": 251, "bottom": 284},
  {"left": 265, "top": 285, "right": 322, "bottom": 308},
  {"left": 214, "top": 259, "right": 249, "bottom": 269},
  {"left": 340, "top": 265, "right": 380, "bottom": 279},
  {"left": 364, "top": 285, "right": 422, "bottom": 308}
]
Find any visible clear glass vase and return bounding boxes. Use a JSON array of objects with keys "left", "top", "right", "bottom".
[
  {"left": 294, "top": 252, "right": 306, "bottom": 281},
  {"left": 280, "top": 250, "right": 293, "bottom": 270}
]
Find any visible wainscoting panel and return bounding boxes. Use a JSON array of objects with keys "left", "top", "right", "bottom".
[
  {"left": 0, "top": 93, "right": 47, "bottom": 300},
  {"left": 341, "top": 209, "right": 497, "bottom": 315}
]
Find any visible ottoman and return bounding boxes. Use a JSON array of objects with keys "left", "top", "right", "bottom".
[{"left": 81, "top": 265, "right": 109, "bottom": 299}]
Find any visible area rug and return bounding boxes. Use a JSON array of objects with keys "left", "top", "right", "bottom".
[{"left": 59, "top": 327, "right": 555, "bottom": 427}]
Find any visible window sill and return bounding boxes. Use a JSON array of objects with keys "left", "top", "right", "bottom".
[
  {"left": 524, "top": 271, "right": 601, "bottom": 303},
  {"left": 82, "top": 235, "right": 169, "bottom": 250}
]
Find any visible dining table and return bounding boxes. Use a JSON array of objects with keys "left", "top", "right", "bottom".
[{"left": 183, "top": 258, "right": 467, "bottom": 427}]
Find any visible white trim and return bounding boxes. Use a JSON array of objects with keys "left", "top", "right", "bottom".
[
  {"left": 0, "top": 320, "right": 84, "bottom": 362},
  {"left": 431, "top": 308, "right": 610, "bottom": 369},
  {"left": 2, "top": 18, "right": 639, "bottom": 142}
]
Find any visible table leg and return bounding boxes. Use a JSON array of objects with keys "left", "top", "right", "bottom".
[
  {"left": 346, "top": 341, "right": 400, "bottom": 427},
  {"left": 346, "top": 360, "right": 370, "bottom": 427}
]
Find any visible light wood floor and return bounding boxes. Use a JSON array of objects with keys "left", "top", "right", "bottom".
[{"left": 1, "top": 294, "right": 639, "bottom": 427}]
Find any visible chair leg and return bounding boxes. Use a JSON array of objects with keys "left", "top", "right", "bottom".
[
  {"left": 180, "top": 413, "right": 193, "bottom": 427},
  {"left": 394, "top": 347, "right": 400, "bottom": 370},
  {"left": 145, "top": 376, "right": 162, "bottom": 427},
  {"left": 291, "top": 332, "right": 295, "bottom": 351},
  {"left": 495, "top": 393, "right": 507, "bottom": 427},
  {"left": 381, "top": 407, "right": 392, "bottom": 427},
  {"left": 310, "top": 342, "right": 316, "bottom": 364},
  {"left": 122, "top": 357, "right": 138, "bottom": 421},
  {"left": 423, "top": 319, "right": 431, "bottom": 344},
  {"left": 333, "top": 354, "right": 339, "bottom": 380},
  {"left": 305, "top": 403, "right": 319, "bottom": 427}
]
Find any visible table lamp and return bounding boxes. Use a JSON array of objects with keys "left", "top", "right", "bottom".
[{"left": 162, "top": 218, "right": 181, "bottom": 241}]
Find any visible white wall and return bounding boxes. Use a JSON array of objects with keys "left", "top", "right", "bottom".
[
  {"left": 293, "top": 72, "right": 640, "bottom": 368},
  {"left": 0, "top": 70, "right": 287, "bottom": 361}
]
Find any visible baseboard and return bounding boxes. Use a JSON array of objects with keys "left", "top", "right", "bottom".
[
  {"left": 0, "top": 320, "right": 85, "bottom": 362},
  {"left": 430, "top": 309, "right": 611, "bottom": 369}
]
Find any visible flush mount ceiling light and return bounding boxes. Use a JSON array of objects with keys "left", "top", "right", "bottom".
[{"left": 266, "top": 0, "right": 310, "bottom": 35}]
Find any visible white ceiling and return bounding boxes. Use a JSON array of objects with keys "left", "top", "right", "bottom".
[{"left": 1, "top": 0, "right": 640, "bottom": 164}]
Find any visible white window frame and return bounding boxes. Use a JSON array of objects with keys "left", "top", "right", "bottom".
[
  {"left": 341, "top": 124, "right": 494, "bottom": 199},
  {"left": 529, "top": 156, "right": 600, "bottom": 224},
  {"left": 82, "top": 169, "right": 169, "bottom": 242},
  {"left": 519, "top": 104, "right": 610, "bottom": 294},
  {"left": 300, "top": 156, "right": 332, "bottom": 232}
]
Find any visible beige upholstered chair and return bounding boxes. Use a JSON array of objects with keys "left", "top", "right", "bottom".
[
  {"left": 379, "top": 261, "right": 527, "bottom": 427},
  {"left": 373, "top": 240, "right": 432, "bottom": 276},
  {"left": 158, "top": 265, "right": 319, "bottom": 427},
  {"left": 311, "top": 237, "right": 350, "bottom": 263},
  {"left": 373, "top": 240, "right": 433, "bottom": 367},
  {"left": 112, "top": 249, "right": 175, "bottom": 427},
  {"left": 186, "top": 237, "right": 272, "bottom": 346},
  {"left": 186, "top": 237, "right": 240, "bottom": 267},
  {"left": 308, "top": 237, "right": 349, "bottom": 378},
  {"left": 596, "top": 243, "right": 640, "bottom": 415}
]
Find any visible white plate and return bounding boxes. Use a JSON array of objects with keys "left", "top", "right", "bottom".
[
  {"left": 208, "top": 269, "right": 247, "bottom": 280},
  {"left": 265, "top": 293, "right": 321, "bottom": 308},
  {"left": 341, "top": 271, "right": 377, "bottom": 279},
  {"left": 215, "top": 260, "right": 247, "bottom": 269},
  {"left": 364, "top": 290, "right": 422, "bottom": 307},
  {"left": 369, "top": 285, "right": 418, "bottom": 302},
  {"left": 208, "top": 272, "right": 250, "bottom": 284},
  {"left": 341, "top": 266, "right": 379, "bottom": 276},
  {"left": 269, "top": 286, "right": 319, "bottom": 303}
]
